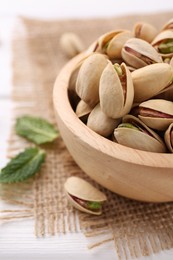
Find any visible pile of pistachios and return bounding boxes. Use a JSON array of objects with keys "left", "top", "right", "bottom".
[{"left": 68, "top": 19, "right": 173, "bottom": 153}]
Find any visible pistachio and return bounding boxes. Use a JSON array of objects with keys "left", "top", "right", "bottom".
[
  {"left": 64, "top": 176, "right": 107, "bottom": 215},
  {"left": 137, "top": 99, "right": 173, "bottom": 131},
  {"left": 164, "top": 123, "right": 173, "bottom": 152},
  {"left": 106, "top": 31, "right": 132, "bottom": 59},
  {"left": 59, "top": 32, "right": 85, "bottom": 58},
  {"left": 76, "top": 100, "right": 92, "bottom": 123},
  {"left": 94, "top": 30, "right": 124, "bottom": 53},
  {"left": 131, "top": 63, "right": 173, "bottom": 103},
  {"left": 114, "top": 115, "right": 166, "bottom": 153},
  {"left": 87, "top": 103, "right": 120, "bottom": 137},
  {"left": 99, "top": 62, "right": 134, "bottom": 119},
  {"left": 152, "top": 30, "right": 173, "bottom": 57},
  {"left": 76, "top": 53, "right": 108, "bottom": 107},
  {"left": 133, "top": 22, "right": 158, "bottom": 43},
  {"left": 122, "top": 38, "right": 162, "bottom": 69}
]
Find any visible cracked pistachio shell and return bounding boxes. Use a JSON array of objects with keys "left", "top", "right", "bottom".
[
  {"left": 131, "top": 63, "right": 173, "bottom": 103},
  {"left": 121, "top": 38, "right": 162, "bottom": 69},
  {"left": 59, "top": 32, "right": 85, "bottom": 58},
  {"left": 87, "top": 103, "right": 120, "bottom": 137},
  {"left": 114, "top": 115, "right": 166, "bottom": 153},
  {"left": 64, "top": 176, "right": 107, "bottom": 215},
  {"left": 164, "top": 123, "right": 173, "bottom": 152},
  {"left": 94, "top": 30, "right": 124, "bottom": 53},
  {"left": 106, "top": 31, "right": 132, "bottom": 59},
  {"left": 99, "top": 62, "right": 134, "bottom": 119},
  {"left": 133, "top": 22, "right": 158, "bottom": 43},
  {"left": 76, "top": 100, "right": 92, "bottom": 122},
  {"left": 76, "top": 53, "right": 108, "bottom": 107},
  {"left": 161, "top": 18, "right": 173, "bottom": 31},
  {"left": 152, "top": 30, "right": 173, "bottom": 58},
  {"left": 138, "top": 99, "right": 173, "bottom": 131}
]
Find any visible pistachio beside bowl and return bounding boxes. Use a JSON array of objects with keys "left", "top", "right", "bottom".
[
  {"left": 54, "top": 19, "right": 173, "bottom": 202},
  {"left": 64, "top": 177, "right": 107, "bottom": 215}
]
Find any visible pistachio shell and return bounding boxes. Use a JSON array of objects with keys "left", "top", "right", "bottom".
[
  {"left": 95, "top": 30, "right": 124, "bottom": 53},
  {"left": 99, "top": 62, "right": 134, "bottom": 119},
  {"left": 114, "top": 115, "right": 166, "bottom": 153},
  {"left": 76, "top": 100, "right": 92, "bottom": 122},
  {"left": 131, "top": 63, "right": 173, "bottom": 103},
  {"left": 59, "top": 32, "right": 85, "bottom": 58},
  {"left": 76, "top": 100, "right": 92, "bottom": 117},
  {"left": 152, "top": 30, "right": 173, "bottom": 57},
  {"left": 133, "top": 22, "right": 158, "bottom": 43},
  {"left": 64, "top": 176, "right": 107, "bottom": 215},
  {"left": 138, "top": 99, "right": 173, "bottom": 131},
  {"left": 76, "top": 53, "right": 108, "bottom": 107},
  {"left": 164, "top": 123, "right": 173, "bottom": 152},
  {"left": 87, "top": 103, "right": 120, "bottom": 137},
  {"left": 122, "top": 38, "right": 162, "bottom": 69},
  {"left": 106, "top": 31, "right": 132, "bottom": 58}
]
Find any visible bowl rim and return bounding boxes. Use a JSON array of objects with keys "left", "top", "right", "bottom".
[{"left": 53, "top": 52, "right": 173, "bottom": 169}]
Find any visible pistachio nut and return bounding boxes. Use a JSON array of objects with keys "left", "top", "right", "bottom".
[
  {"left": 164, "top": 123, "right": 173, "bottom": 152},
  {"left": 122, "top": 38, "right": 163, "bottom": 69},
  {"left": 94, "top": 30, "right": 124, "bottom": 53},
  {"left": 87, "top": 103, "right": 120, "bottom": 137},
  {"left": 59, "top": 32, "right": 85, "bottom": 58},
  {"left": 152, "top": 30, "right": 173, "bottom": 57},
  {"left": 137, "top": 99, "right": 173, "bottom": 131},
  {"left": 114, "top": 115, "right": 166, "bottom": 153},
  {"left": 131, "top": 63, "right": 173, "bottom": 103},
  {"left": 64, "top": 176, "right": 107, "bottom": 215},
  {"left": 76, "top": 53, "right": 108, "bottom": 107},
  {"left": 161, "top": 18, "right": 173, "bottom": 31},
  {"left": 106, "top": 31, "right": 132, "bottom": 59},
  {"left": 76, "top": 100, "right": 92, "bottom": 123},
  {"left": 133, "top": 22, "right": 158, "bottom": 43},
  {"left": 99, "top": 62, "right": 134, "bottom": 119}
]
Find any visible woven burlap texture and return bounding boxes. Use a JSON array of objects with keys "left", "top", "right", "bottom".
[{"left": 1, "top": 13, "right": 173, "bottom": 260}]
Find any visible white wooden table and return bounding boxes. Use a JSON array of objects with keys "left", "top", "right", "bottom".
[{"left": 1, "top": 1, "right": 173, "bottom": 259}]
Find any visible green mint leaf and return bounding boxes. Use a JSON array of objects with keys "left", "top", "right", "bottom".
[
  {"left": 0, "top": 147, "right": 46, "bottom": 183},
  {"left": 15, "top": 116, "right": 59, "bottom": 145},
  {"left": 87, "top": 201, "right": 102, "bottom": 210}
]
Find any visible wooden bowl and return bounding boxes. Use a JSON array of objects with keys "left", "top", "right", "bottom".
[{"left": 53, "top": 53, "right": 173, "bottom": 203}]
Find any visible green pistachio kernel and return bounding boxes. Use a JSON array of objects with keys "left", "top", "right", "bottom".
[
  {"left": 118, "top": 123, "right": 139, "bottom": 131},
  {"left": 87, "top": 201, "right": 102, "bottom": 210},
  {"left": 114, "top": 63, "right": 123, "bottom": 76},
  {"left": 158, "top": 39, "right": 173, "bottom": 54}
]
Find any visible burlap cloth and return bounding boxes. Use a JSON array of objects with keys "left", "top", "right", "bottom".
[{"left": 1, "top": 12, "right": 173, "bottom": 260}]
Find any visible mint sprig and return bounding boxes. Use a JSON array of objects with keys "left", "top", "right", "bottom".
[
  {"left": 15, "top": 116, "right": 59, "bottom": 145},
  {"left": 0, "top": 147, "right": 46, "bottom": 183}
]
